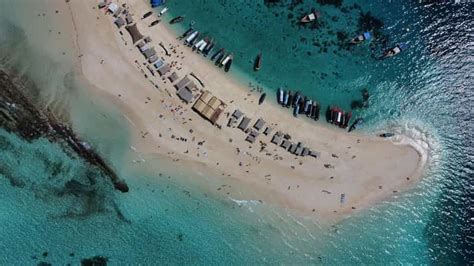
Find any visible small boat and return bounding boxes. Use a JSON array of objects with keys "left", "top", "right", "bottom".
[
  {"left": 258, "top": 93, "right": 266, "bottom": 105},
  {"left": 314, "top": 103, "right": 320, "bottom": 120},
  {"left": 142, "top": 11, "right": 153, "bottom": 20},
  {"left": 348, "top": 118, "right": 363, "bottom": 132},
  {"left": 342, "top": 112, "right": 352, "bottom": 128},
  {"left": 382, "top": 43, "right": 408, "bottom": 59},
  {"left": 188, "top": 33, "right": 201, "bottom": 46},
  {"left": 299, "top": 99, "right": 305, "bottom": 114},
  {"left": 287, "top": 92, "right": 293, "bottom": 108},
  {"left": 224, "top": 55, "right": 233, "bottom": 72},
  {"left": 220, "top": 53, "right": 233, "bottom": 67},
  {"left": 293, "top": 92, "right": 301, "bottom": 107},
  {"left": 179, "top": 27, "right": 193, "bottom": 39},
  {"left": 326, "top": 106, "right": 333, "bottom": 123},
  {"left": 335, "top": 110, "right": 343, "bottom": 126},
  {"left": 202, "top": 41, "right": 215, "bottom": 57},
  {"left": 214, "top": 51, "right": 226, "bottom": 65},
  {"left": 277, "top": 88, "right": 284, "bottom": 104},
  {"left": 349, "top": 32, "right": 372, "bottom": 44},
  {"left": 293, "top": 104, "right": 300, "bottom": 117},
  {"left": 170, "top": 15, "right": 185, "bottom": 24},
  {"left": 283, "top": 91, "right": 290, "bottom": 106},
  {"left": 330, "top": 107, "right": 338, "bottom": 124},
  {"left": 379, "top": 133, "right": 395, "bottom": 138},
  {"left": 149, "top": 20, "right": 160, "bottom": 27},
  {"left": 193, "top": 38, "right": 208, "bottom": 52},
  {"left": 254, "top": 52, "right": 262, "bottom": 71},
  {"left": 304, "top": 99, "right": 312, "bottom": 115},
  {"left": 184, "top": 31, "right": 199, "bottom": 45},
  {"left": 300, "top": 11, "right": 320, "bottom": 23},
  {"left": 211, "top": 48, "right": 225, "bottom": 61},
  {"left": 158, "top": 7, "right": 168, "bottom": 17}
]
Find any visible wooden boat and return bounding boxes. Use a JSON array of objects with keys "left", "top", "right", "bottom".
[
  {"left": 382, "top": 44, "right": 407, "bottom": 59},
  {"left": 293, "top": 104, "right": 300, "bottom": 117},
  {"left": 170, "top": 15, "right": 185, "bottom": 24},
  {"left": 158, "top": 7, "right": 168, "bottom": 17},
  {"left": 277, "top": 88, "right": 284, "bottom": 104},
  {"left": 179, "top": 27, "right": 193, "bottom": 40},
  {"left": 193, "top": 38, "right": 207, "bottom": 51},
  {"left": 342, "top": 111, "right": 352, "bottom": 128},
  {"left": 149, "top": 20, "right": 160, "bottom": 27},
  {"left": 214, "top": 51, "right": 226, "bottom": 65},
  {"left": 254, "top": 52, "right": 262, "bottom": 71},
  {"left": 326, "top": 106, "right": 332, "bottom": 123},
  {"left": 300, "top": 11, "right": 320, "bottom": 23},
  {"left": 299, "top": 98, "right": 305, "bottom": 114},
  {"left": 293, "top": 92, "right": 301, "bottom": 107},
  {"left": 220, "top": 53, "right": 233, "bottom": 67},
  {"left": 202, "top": 41, "right": 215, "bottom": 57},
  {"left": 224, "top": 55, "right": 233, "bottom": 72},
  {"left": 283, "top": 90, "right": 290, "bottom": 106},
  {"left": 184, "top": 31, "right": 199, "bottom": 45},
  {"left": 348, "top": 118, "right": 363, "bottom": 132},
  {"left": 379, "top": 133, "right": 395, "bottom": 138},
  {"left": 314, "top": 102, "right": 320, "bottom": 120},
  {"left": 350, "top": 32, "right": 371, "bottom": 44},
  {"left": 258, "top": 93, "right": 266, "bottom": 105},
  {"left": 142, "top": 11, "right": 153, "bottom": 20},
  {"left": 211, "top": 48, "right": 224, "bottom": 61},
  {"left": 287, "top": 92, "right": 293, "bottom": 108}
]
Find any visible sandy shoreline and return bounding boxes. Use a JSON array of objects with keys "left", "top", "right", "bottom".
[{"left": 50, "top": 0, "right": 427, "bottom": 222}]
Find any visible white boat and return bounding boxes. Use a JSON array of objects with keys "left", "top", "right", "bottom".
[
  {"left": 220, "top": 54, "right": 232, "bottom": 66},
  {"left": 158, "top": 7, "right": 168, "bottom": 17},
  {"left": 185, "top": 31, "right": 199, "bottom": 44},
  {"left": 300, "top": 11, "right": 320, "bottom": 23},
  {"left": 277, "top": 88, "right": 284, "bottom": 104},
  {"left": 194, "top": 39, "right": 206, "bottom": 49}
]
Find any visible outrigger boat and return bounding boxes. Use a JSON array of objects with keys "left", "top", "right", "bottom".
[
  {"left": 214, "top": 51, "right": 226, "bottom": 65},
  {"left": 184, "top": 31, "right": 199, "bottom": 46},
  {"left": 283, "top": 90, "right": 289, "bottom": 106},
  {"left": 170, "top": 15, "right": 185, "bottom": 24},
  {"left": 287, "top": 92, "right": 293, "bottom": 108},
  {"left": 141, "top": 11, "right": 153, "bottom": 20},
  {"left": 149, "top": 20, "right": 160, "bottom": 27},
  {"left": 259, "top": 93, "right": 266, "bottom": 105},
  {"left": 348, "top": 118, "right": 363, "bottom": 132},
  {"left": 382, "top": 43, "right": 407, "bottom": 59},
  {"left": 349, "top": 32, "right": 372, "bottom": 44},
  {"left": 220, "top": 53, "right": 233, "bottom": 68},
  {"left": 300, "top": 11, "right": 321, "bottom": 23},
  {"left": 342, "top": 112, "right": 352, "bottom": 128},
  {"left": 210, "top": 48, "right": 225, "bottom": 61},
  {"left": 158, "top": 7, "right": 168, "bottom": 17},
  {"left": 224, "top": 54, "right": 233, "bottom": 72},
  {"left": 202, "top": 41, "right": 215, "bottom": 57},
  {"left": 254, "top": 52, "right": 262, "bottom": 71},
  {"left": 179, "top": 27, "right": 194, "bottom": 40},
  {"left": 277, "top": 88, "right": 284, "bottom": 104}
]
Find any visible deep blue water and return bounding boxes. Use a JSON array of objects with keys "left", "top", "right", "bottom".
[{"left": 0, "top": 0, "right": 472, "bottom": 264}]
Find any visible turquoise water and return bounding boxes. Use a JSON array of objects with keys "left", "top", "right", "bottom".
[{"left": 0, "top": 0, "right": 472, "bottom": 264}]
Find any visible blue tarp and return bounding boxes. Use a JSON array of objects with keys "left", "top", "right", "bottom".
[
  {"left": 363, "top": 32, "right": 372, "bottom": 40},
  {"left": 151, "top": 0, "right": 165, "bottom": 8}
]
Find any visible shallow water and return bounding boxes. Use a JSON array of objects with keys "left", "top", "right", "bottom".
[{"left": 0, "top": 0, "right": 472, "bottom": 264}]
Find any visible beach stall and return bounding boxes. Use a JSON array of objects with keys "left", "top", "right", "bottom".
[
  {"left": 238, "top": 117, "right": 251, "bottom": 131},
  {"left": 157, "top": 64, "right": 171, "bottom": 76},
  {"left": 192, "top": 90, "right": 226, "bottom": 125},
  {"left": 114, "top": 17, "right": 126, "bottom": 28},
  {"left": 177, "top": 87, "right": 193, "bottom": 103},
  {"left": 174, "top": 76, "right": 191, "bottom": 91}
]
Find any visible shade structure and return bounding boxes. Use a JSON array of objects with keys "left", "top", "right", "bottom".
[{"left": 125, "top": 23, "right": 144, "bottom": 44}]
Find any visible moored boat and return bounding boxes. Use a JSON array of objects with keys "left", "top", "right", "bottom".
[
  {"left": 293, "top": 104, "right": 300, "bottom": 117},
  {"left": 287, "top": 92, "right": 293, "bottom": 108},
  {"left": 179, "top": 27, "right": 193, "bottom": 40},
  {"left": 184, "top": 31, "right": 199, "bottom": 46},
  {"left": 259, "top": 93, "right": 266, "bottom": 105},
  {"left": 277, "top": 88, "right": 284, "bottom": 104},
  {"left": 202, "top": 41, "right": 215, "bottom": 57},
  {"left": 170, "top": 15, "right": 185, "bottom": 24},
  {"left": 158, "top": 7, "right": 168, "bottom": 17},
  {"left": 293, "top": 91, "right": 301, "bottom": 107},
  {"left": 211, "top": 48, "right": 224, "bottom": 61},
  {"left": 214, "top": 51, "right": 226, "bottom": 65},
  {"left": 382, "top": 43, "right": 408, "bottom": 59},
  {"left": 149, "top": 20, "right": 160, "bottom": 27},
  {"left": 283, "top": 90, "right": 290, "bottom": 106},
  {"left": 349, "top": 32, "right": 372, "bottom": 44},
  {"left": 220, "top": 53, "right": 232, "bottom": 67},
  {"left": 142, "top": 11, "right": 153, "bottom": 20},
  {"left": 254, "top": 52, "right": 262, "bottom": 71},
  {"left": 300, "top": 11, "right": 320, "bottom": 23},
  {"left": 193, "top": 38, "right": 207, "bottom": 51},
  {"left": 224, "top": 55, "right": 233, "bottom": 72},
  {"left": 348, "top": 118, "right": 363, "bottom": 132},
  {"left": 342, "top": 111, "right": 352, "bottom": 128}
]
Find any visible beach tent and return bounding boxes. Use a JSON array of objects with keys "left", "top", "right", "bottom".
[
  {"left": 238, "top": 117, "right": 251, "bottom": 131},
  {"left": 148, "top": 55, "right": 159, "bottom": 64},
  {"left": 177, "top": 87, "right": 193, "bottom": 103},
  {"left": 232, "top": 109, "right": 243, "bottom": 120},
  {"left": 168, "top": 72, "right": 179, "bottom": 83},
  {"left": 125, "top": 24, "right": 144, "bottom": 44},
  {"left": 153, "top": 59, "right": 164, "bottom": 69},
  {"left": 174, "top": 76, "right": 191, "bottom": 91},
  {"left": 157, "top": 64, "right": 171, "bottom": 76},
  {"left": 114, "top": 17, "right": 126, "bottom": 28},
  {"left": 253, "top": 118, "right": 266, "bottom": 131},
  {"left": 108, "top": 3, "right": 119, "bottom": 14},
  {"left": 143, "top": 48, "right": 157, "bottom": 59}
]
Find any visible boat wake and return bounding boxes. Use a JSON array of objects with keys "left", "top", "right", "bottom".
[{"left": 372, "top": 118, "right": 442, "bottom": 174}]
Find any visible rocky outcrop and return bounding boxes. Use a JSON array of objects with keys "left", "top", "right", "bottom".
[{"left": 0, "top": 70, "right": 128, "bottom": 193}]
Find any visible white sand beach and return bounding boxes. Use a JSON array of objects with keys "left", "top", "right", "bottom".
[{"left": 42, "top": 0, "right": 426, "bottom": 222}]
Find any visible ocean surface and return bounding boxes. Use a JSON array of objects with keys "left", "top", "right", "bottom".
[{"left": 0, "top": 0, "right": 472, "bottom": 264}]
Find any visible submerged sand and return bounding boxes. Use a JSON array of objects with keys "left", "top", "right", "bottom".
[{"left": 45, "top": 0, "right": 425, "bottom": 222}]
